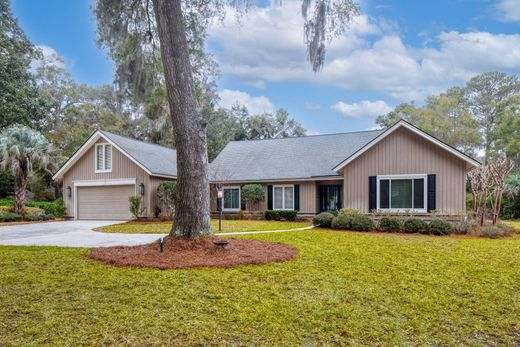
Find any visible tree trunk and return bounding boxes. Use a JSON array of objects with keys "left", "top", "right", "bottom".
[
  {"left": 152, "top": 0, "right": 212, "bottom": 238},
  {"left": 14, "top": 164, "right": 28, "bottom": 215}
]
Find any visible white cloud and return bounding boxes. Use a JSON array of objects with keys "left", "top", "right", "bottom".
[
  {"left": 32, "top": 45, "right": 66, "bottom": 69},
  {"left": 497, "top": 0, "right": 520, "bottom": 22},
  {"left": 208, "top": 2, "right": 520, "bottom": 101},
  {"left": 218, "top": 89, "right": 275, "bottom": 114},
  {"left": 331, "top": 100, "right": 392, "bottom": 118}
]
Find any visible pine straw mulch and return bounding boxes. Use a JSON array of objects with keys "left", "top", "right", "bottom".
[{"left": 88, "top": 237, "right": 297, "bottom": 269}]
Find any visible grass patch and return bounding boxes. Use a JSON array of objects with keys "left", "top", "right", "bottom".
[
  {"left": 100, "top": 219, "right": 311, "bottom": 234},
  {"left": 503, "top": 220, "right": 520, "bottom": 233},
  {"left": 1, "top": 230, "right": 519, "bottom": 345}
]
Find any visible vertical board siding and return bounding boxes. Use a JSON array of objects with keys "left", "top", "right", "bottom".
[
  {"left": 341, "top": 127, "right": 467, "bottom": 213},
  {"left": 62, "top": 139, "right": 152, "bottom": 218},
  {"left": 210, "top": 181, "right": 318, "bottom": 214}
]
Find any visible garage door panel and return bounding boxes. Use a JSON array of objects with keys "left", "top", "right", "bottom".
[{"left": 77, "top": 185, "right": 135, "bottom": 220}]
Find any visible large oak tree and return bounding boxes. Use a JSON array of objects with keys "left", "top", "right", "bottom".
[{"left": 97, "top": 0, "right": 360, "bottom": 238}]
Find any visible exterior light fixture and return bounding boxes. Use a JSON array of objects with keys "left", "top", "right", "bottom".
[
  {"left": 217, "top": 188, "right": 224, "bottom": 231},
  {"left": 139, "top": 183, "right": 145, "bottom": 196},
  {"left": 67, "top": 186, "right": 72, "bottom": 198}
]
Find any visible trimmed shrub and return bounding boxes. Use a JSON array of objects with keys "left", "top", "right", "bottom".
[
  {"left": 428, "top": 220, "right": 454, "bottom": 235},
  {"left": 0, "top": 206, "right": 12, "bottom": 214},
  {"left": 0, "top": 199, "right": 66, "bottom": 218},
  {"left": 403, "top": 218, "right": 429, "bottom": 234},
  {"left": 241, "top": 184, "right": 265, "bottom": 210},
  {"left": 378, "top": 217, "right": 401, "bottom": 232},
  {"left": 24, "top": 207, "right": 45, "bottom": 216},
  {"left": 52, "top": 198, "right": 66, "bottom": 218},
  {"left": 339, "top": 208, "right": 361, "bottom": 217},
  {"left": 331, "top": 214, "right": 352, "bottom": 229},
  {"left": 0, "top": 213, "right": 22, "bottom": 222},
  {"left": 24, "top": 214, "right": 53, "bottom": 221},
  {"left": 264, "top": 210, "right": 297, "bottom": 221},
  {"left": 350, "top": 214, "right": 374, "bottom": 231},
  {"left": 326, "top": 210, "right": 339, "bottom": 217},
  {"left": 313, "top": 212, "right": 334, "bottom": 228},
  {"left": 129, "top": 196, "right": 146, "bottom": 219},
  {"left": 478, "top": 223, "right": 512, "bottom": 239}
]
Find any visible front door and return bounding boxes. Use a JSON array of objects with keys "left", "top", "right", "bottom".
[{"left": 319, "top": 185, "right": 342, "bottom": 212}]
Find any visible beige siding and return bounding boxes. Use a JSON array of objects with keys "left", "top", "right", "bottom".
[
  {"left": 211, "top": 181, "right": 318, "bottom": 214},
  {"left": 62, "top": 138, "right": 153, "bottom": 218},
  {"left": 341, "top": 127, "right": 467, "bottom": 213}
]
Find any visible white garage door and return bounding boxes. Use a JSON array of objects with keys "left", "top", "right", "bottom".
[{"left": 77, "top": 185, "right": 136, "bottom": 220}]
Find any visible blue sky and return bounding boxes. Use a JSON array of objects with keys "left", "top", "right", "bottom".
[{"left": 11, "top": 0, "right": 520, "bottom": 134}]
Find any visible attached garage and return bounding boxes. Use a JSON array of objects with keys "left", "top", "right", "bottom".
[{"left": 76, "top": 185, "right": 135, "bottom": 220}]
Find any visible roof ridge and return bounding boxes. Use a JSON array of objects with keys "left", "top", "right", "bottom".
[
  {"left": 228, "top": 128, "right": 384, "bottom": 144},
  {"left": 100, "top": 130, "right": 176, "bottom": 152}
]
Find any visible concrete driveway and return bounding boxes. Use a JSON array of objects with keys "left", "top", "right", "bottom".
[{"left": 0, "top": 220, "right": 165, "bottom": 248}]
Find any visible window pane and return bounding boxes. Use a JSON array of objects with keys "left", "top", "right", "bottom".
[
  {"left": 414, "top": 179, "right": 424, "bottom": 209},
  {"left": 274, "top": 187, "right": 283, "bottom": 209},
  {"left": 224, "top": 188, "right": 239, "bottom": 209},
  {"left": 104, "top": 145, "right": 112, "bottom": 170},
  {"left": 284, "top": 187, "right": 294, "bottom": 209},
  {"left": 391, "top": 179, "right": 412, "bottom": 209},
  {"left": 96, "top": 145, "right": 103, "bottom": 170},
  {"left": 379, "top": 180, "right": 389, "bottom": 209}
]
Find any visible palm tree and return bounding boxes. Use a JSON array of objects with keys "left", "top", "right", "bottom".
[{"left": 0, "top": 125, "right": 53, "bottom": 215}]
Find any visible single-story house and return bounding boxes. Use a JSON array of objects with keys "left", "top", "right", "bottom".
[
  {"left": 53, "top": 119, "right": 480, "bottom": 220},
  {"left": 52, "top": 130, "right": 177, "bottom": 220},
  {"left": 210, "top": 120, "right": 480, "bottom": 217}
]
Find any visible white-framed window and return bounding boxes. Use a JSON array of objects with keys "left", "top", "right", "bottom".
[
  {"left": 376, "top": 174, "right": 427, "bottom": 212},
  {"left": 273, "top": 185, "right": 294, "bottom": 210},
  {"left": 223, "top": 186, "right": 240, "bottom": 211},
  {"left": 95, "top": 143, "right": 112, "bottom": 173}
]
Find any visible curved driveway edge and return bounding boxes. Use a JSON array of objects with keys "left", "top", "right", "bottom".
[
  {"left": 0, "top": 221, "right": 165, "bottom": 248},
  {"left": 0, "top": 221, "right": 314, "bottom": 248}
]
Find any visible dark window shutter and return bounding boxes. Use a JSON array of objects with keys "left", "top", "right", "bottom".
[
  {"left": 267, "top": 185, "right": 273, "bottom": 210},
  {"left": 294, "top": 184, "right": 300, "bottom": 211},
  {"left": 369, "top": 176, "right": 377, "bottom": 211},
  {"left": 427, "top": 174, "right": 436, "bottom": 212}
]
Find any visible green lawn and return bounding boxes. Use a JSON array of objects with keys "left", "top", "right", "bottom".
[
  {"left": 1, "top": 230, "right": 519, "bottom": 345},
  {"left": 100, "top": 219, "right": 311, "bottom": 233},
  {"left": 503, "top": 219, "right": 520, "bottom": 232}
]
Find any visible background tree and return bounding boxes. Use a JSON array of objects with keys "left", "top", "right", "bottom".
[
  {"left": 0, "top": 125, "right": 54, "bottom": 215},
  {"left": 493, "top": 95, "right": 520, "bottom": 166},
  {"left": 462, "top": 72, "right": 520, "bottom": 161},
  {"left": 157, "top": 181, "right": 177, "bottom": 219},
  {"left": 0, "top": 0, "right": 48, "bottom": 129}
]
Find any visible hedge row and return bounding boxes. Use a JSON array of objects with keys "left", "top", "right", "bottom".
[
  {"left": 264, "top": 210, "right": 297, "bottom": 221},
  {"left": 0, "top": 213, "right": 54, "bottom": 222},
  {"left": 313, "top": 210, "right": 454, "bottom": 235},
  {"left": 0, "top": 198, "right": 65, "bottom": 218}
]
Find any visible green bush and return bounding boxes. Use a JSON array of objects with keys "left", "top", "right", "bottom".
[
  {"left": 477, "top": 223, "right": 512, "bottom": 239},
  {"left": 326, "top": 210, "right": 339, "bottom": 216},
  {"left": 24, "top": 207, "right": 45, "bottom": 216},
  {"left": 403, "top": 219, "right": 429, "bottom": 233},
  {"left": 264, "top": 210, "right": 297, "bottom": 221},
  {"left": 24, "top": 214, "right": 53, "bottom": 221},
  {"left": 378, "top": 217, "right": 402, "bottom": 232},
  {"left": 0, "top": 213, "right": 22, "bottom": 222},
  {"left": 350, "top": 214, "right": 374, "bottom": 231},
  {"left": 129, "top": 196, "right": 146, "bottom": 219},
  {"left": 339, "top": 208, "right": 361, "bottom": 217},
  {"left": 428, "top": 220, "right": 454, "bottom": 235},
  {"left": 313, "top": 212, "right": 335, "bottom": 227},
  {"left": 0, "top": 199, "right": 66, "bottom": 218},
  {"left": 331, "top": 214, "right": 352, "bottom": 229},
  {"left": 241, "top": 184, "right": 265, "bottom": 210}
]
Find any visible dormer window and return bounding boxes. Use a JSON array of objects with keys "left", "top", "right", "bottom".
[{"left": 95, "top": 143, "right": 112, "bottom": 173}]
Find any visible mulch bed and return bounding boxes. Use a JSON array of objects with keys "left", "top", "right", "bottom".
[{"left": 89, "top": 237, "right": 297, "bottom": 269}]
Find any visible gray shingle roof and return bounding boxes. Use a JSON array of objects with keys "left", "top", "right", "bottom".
[
  {"left": 210, "top": 130, "right": 383, "bottom": 181},
  {"left": 100, "top": 131, "right": 177, "bottom": 177}
]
